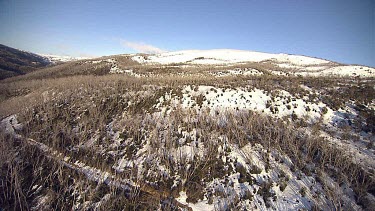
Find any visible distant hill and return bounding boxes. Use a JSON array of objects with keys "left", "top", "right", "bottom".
[
  {"left": 0, "top": 44, "right": 51, "bottom": 80},
  {"left": 2, "top": 45, "right": 374, "bottom": 81}
]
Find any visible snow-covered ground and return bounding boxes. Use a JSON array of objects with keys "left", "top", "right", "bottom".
[
  {"left": 154, "top": 85, "right": 354, "bottom": 132},
  {"left": 211, "top": 68, "right": 263, "bottom": 77},
  {"left": 295, "top": 65, "right": 375, "bottom": 77},
  {"left": 130, "top": 49, "right": 375, "bottom": 78},
  {"left": 38, "top": 54, "right": 93, "bottom": 63},
  {"left": 132, "top": 49, "right": 330, "bottom": 66},
  {"left": 2, "top": 48, "right": 374, "bottom": 211}
]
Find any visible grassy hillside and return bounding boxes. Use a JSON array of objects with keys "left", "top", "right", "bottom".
[
  {"left": 0, "top": 54, "right": 374, "bottom": 210},
  {"left": 0, "top": 44, "right": 52, "bottom": 80}
]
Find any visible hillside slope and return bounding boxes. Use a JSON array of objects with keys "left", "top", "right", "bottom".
[
  {"left": 133, "top": 49, "right": 331, "bottom": 65},
  {"left": 1, "top": 48, "right": 374, "bottom": 210},
  {"left": 132, "top": 49, "right": 375, "bottom": 78},
  {"left": 0, "top": 44, "right": 52, "bottom": 79},
  {"left": 2, "top": 48, "right": 374, "bottom": 81}
]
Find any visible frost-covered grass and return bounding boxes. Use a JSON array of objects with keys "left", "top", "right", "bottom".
[
  {"left": 2, "top": 101, "right": 373, "bottom": 210},
  {"left": 0, "top": 57, "right": 374, "bottom": 210}
]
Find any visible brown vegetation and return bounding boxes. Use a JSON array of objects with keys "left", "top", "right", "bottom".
[{"left": 0, "top": 59, "right": 374, "bottom": 210}]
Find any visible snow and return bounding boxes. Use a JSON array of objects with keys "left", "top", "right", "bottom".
[
  {"left": 110, "top": 66, "right": 139, "bottom": 76},
  {"left": 191, "top": 58, "right": 230, "bottom": 65},
  {"left": 282, "top": 65, "right": 375, "bottom": 78},
  {"left": 105, "top": 59, "right": 142, "bottom": 77},
  {"left": 158, "top": 85, "right": 332, "bottom": 124},
  {"left": 38, "top": 54, "right": 92, "bottom": 63},
  {"left": 0, "top": 115, "right": 23, "bottom": 138},
  {"left": 131, "top": 55, "right": 148, "bottom": 63},
  {"left": 276, "top": 54, "right": 329, "bottom": 66},
  {"left": 211, "top": 68, "right": 263, "bottom": 77},
  {"left": 318, "top": 65, "right": 375, "bottom": 77},
  {"left": 3, "top": 48, "right": 374, "bottom": 210},
  {"left": 176, "top": 191, "right": 215, "bottom": 211},
  {"left": 266, "top": 65, "right": 375, "bottom": 78},
  {"left": 113, "top": 157, "right": 133, "bottom": 172},
  {"left": 133, "top": 49, "right": 330, "bottom": 66},
  {"left": 303, "top": 66, "right": 330, "bottom": 71},
  {"left": 277, "top": 63, "right": 296, "bottom": 69},
  {"left": 178, "top": 86, "right": 271, "bottom": 113},
  {"left": 128, "top": 49, "right": 374, "bottom": 78}
]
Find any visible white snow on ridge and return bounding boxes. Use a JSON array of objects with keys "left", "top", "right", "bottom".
[
  {"left": 133, "top": 49, "right": 330, "bottom": 66},
  {"left": 269, "top": 65, "right": 375, "bottom": 78},
  {"left": 305, "top": 65, "right": 375, "bottom": 77},
  {"left": 276, "top": 53, "right": 330, "bottom": 66},
  {"left": 131, "top": 49, "right": 375, "bottom": 77},
  {"left": 38, "top": 54, "right": 93, "bottom": 63}
]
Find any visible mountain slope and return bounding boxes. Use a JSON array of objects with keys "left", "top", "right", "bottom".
[
  {"left": 1, "top": 47, "right": 374, "bottom": 210},
  {"left": 0, "top": 44, "right": 52, "bottom": 79},
  {"left": 133, "top": 49, "right": 331, "bottom": 65},
  {"left": 38, "top": 53, "right": 93, "bottom": 63},
  {"left": 131, "top": 49, "right": 375, "bottom": 78}
]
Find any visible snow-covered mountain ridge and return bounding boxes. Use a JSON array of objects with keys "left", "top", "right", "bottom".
[
  {"left": 38, "top": 53, "right": 93, "bottom": 63},
  {"left": 134, "top": 49, "right": 331, "bottom": 65},
  {"left": 130, "top": 49, "right": 375, "bottom": 78}
]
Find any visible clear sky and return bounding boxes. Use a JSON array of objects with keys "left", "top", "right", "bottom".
[{"left": 0, "top": 0, "right": 374, "bottom": 66}]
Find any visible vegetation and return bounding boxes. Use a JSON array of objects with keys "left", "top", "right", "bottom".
[
  {"left": 0, "top": 54, "right": 374, "bottom": 210},
  {"left": 0, "top": 44, "right": 51, "bottom": 80}
]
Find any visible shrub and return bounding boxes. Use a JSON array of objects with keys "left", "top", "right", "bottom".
[
  {"left": 258, "top": 181, "right": 275, "bottom": 208},
  {"left": 279, "top": 181, "right": 288, "bottom": 192},
  {"left": 321, "top": 106, "right": 328, "bottom": 114},
  {"left": 299, "top": 187, "right": 307, "bottom": 197},
  {"left": 185, "top": 181, "right": 205, "bottom": 203},
  {"left": 250, "top": 165, "right": 262, "bottom": 174}
]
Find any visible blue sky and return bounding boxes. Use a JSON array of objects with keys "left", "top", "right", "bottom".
[{"left": 0, "top": 0, "right": 374, "bottom": 66}]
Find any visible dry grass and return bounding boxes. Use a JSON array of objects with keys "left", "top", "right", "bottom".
[
  {"left": 7, "top": 94, "right": 373, "bottom": 209},
  {"left": 1, "top": 59, "right": 374, "bottom": 210}
]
